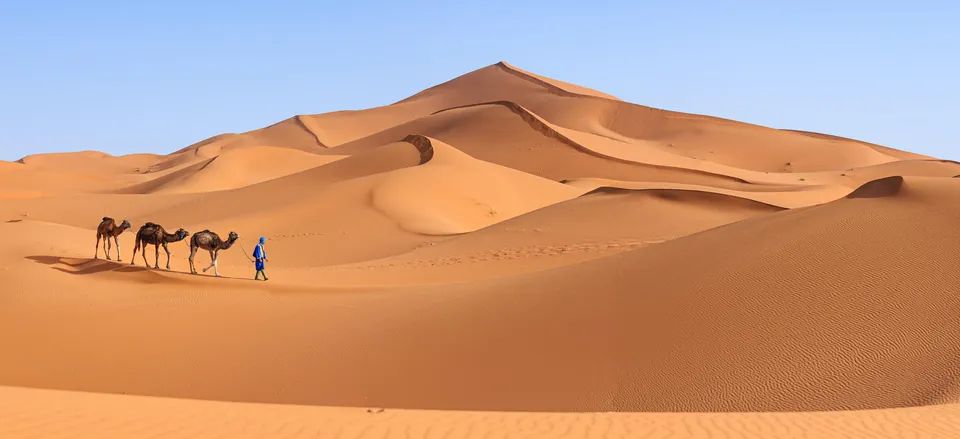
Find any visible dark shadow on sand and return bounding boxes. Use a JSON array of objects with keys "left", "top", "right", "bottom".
[
  {"left": 26, "top": 255, "right": 261, "bottom": 281},
  {"left": 26, "top": 255, "right": 155, "bottom": 275}
]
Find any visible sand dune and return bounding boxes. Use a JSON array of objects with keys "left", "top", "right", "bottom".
[
  {"left": 142, "top": 146, "right": 345, "bottom": 194},
  {"left": 370, "top": 135, "right": 583, "bottom": 235},
  {"left": 318, "top": 188, "right": 783, "bottom": 285},
  {"left": 208, "top": 62, "right": 909, "bottom": 173},
  {"left": 1, "top": 61, "right": 957, "bottom": 438},
  {"left": 16, "top": 150, "right": 162, "bottom": 175},
  {"left": 177, "top": 135, "right": 583, "bottom": 264},
  {"left": 328, "top": 103, "right": 760, "bottom": 189},
  {"left": 172, "top": 116, "right": 325, "bottom": 156},
  {"left": 0, "top": 159, "right": 124, "bottom": 196}
]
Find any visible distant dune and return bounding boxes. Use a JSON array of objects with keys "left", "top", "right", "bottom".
[{"left": 2, "top": 61, "right": 958, "bottom": 438}]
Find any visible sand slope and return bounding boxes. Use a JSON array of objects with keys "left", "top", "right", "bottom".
[
  {"left": 1, "top": 386, "right": 959, "bottom": 439},
  {"left": 147, "top": 146, "right": 345, "bottom": 194},
  {"left": 370, "top": 135, "right": 583, "bottom": 235},
  {"left": 1, "top": 61, "right": 958, "bottom": 437},
  {"left": 2, "top": 177, "right": 959, "bottom": 414},
  {"left": 319, "top": 188, "right": 783, "bottom": 285}
]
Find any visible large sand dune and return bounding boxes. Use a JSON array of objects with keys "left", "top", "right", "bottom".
[{"left": 2, "top": 61, "right": 957, "bottom": 438}]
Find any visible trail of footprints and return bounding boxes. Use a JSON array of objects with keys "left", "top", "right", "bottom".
[{"left": 334, "top": 238, "right": 669, "bottom": 271}]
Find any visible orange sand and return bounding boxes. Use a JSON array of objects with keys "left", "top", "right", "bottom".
[{"left": 2, "top": 61, "right": 958, "bottom": 438}]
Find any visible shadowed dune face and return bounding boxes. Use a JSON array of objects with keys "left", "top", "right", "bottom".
[
  {"left": 2, "top": 61, "right": 960, "bottom": 434},
  {"left": 846, "top": 175, "right": 905, "bottom": 198}
]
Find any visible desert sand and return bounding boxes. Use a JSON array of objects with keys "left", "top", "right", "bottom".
[{"left": 2, "top": 61, "right": 959, "bottom": 438}]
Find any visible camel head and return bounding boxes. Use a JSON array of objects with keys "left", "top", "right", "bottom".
[
  {"left": 120, "top": 220, "right": 132, "bottom": 230},
  {"left": 227, "top": 231, "right": 239, "bottom": 242},
  {"left": 174, "top": 228, "right": 190, "bottom": 241}
]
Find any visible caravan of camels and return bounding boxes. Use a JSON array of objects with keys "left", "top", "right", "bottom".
[{"left": 94, "top": 216, "right": 239, "bottom": 277}]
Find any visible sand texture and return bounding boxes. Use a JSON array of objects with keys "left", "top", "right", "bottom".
[{"left": 2, "top": 61, "right": 958, "bottom": 438}]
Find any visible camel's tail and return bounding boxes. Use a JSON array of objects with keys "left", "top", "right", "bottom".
[
  {"left": 189, "top": 232, "right": 203, "bottom": 250},
  {"left": 132, "top": 224, "right": 149, "bottom": 254}
]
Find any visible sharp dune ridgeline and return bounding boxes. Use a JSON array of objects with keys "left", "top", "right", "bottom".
[{"left": 2, "top": 61, "right": 959, "bottom": 438}]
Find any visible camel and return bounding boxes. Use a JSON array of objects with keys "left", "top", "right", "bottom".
[
  {"left": 130, "top": 222, "right": 190, "bottom": 270},
  {"left": 95, "top": 217, "right": 132, "bottom": 261},
  {"left": 189, "top": 229, "right": 239, "bottom": 277}
]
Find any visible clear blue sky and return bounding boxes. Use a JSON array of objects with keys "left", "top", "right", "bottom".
[{"left": 1, "top": 1, "right": 957, "bottom": 161}]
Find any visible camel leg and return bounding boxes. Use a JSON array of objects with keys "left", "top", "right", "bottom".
[
  {"left": 141, "top": 242, "right": 149, "bottom": 267},
  {"left": 94, "top": 234, "right": 101, "bottom": 259},
  {"left": 102, "top": 238, "right": 110, "bottom": 260},
  {"left": 154, "top": 244, "right": 160, "bottom": 269},
  {"left": 114, "top": 235, "right": 122, "bottom": 262},
  {"left": 188, "top": 246, "right": 197, "bottom": 274},
  {"left": 131, "top": 239, "right": 140, "bottom": 265},
  {"left": 202, "top": 250, "right": 215, "bottom": 273},
  {"left": 213, "top": 250, "right": 221, "bottom": 277},
  {"left": 163, "top": 242, "right": 172, "bottom": 270}
]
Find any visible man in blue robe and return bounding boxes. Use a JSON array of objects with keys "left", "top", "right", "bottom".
[{"left": 253, "top": 236, "right": 268, "bottom": 280}]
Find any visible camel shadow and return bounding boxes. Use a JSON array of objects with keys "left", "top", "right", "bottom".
[
  {"left": 26, "top": 255, "right": 262, "bottom": 282},
  {"left": 26, "top": 256, "right": 158, "bottom": 275}
]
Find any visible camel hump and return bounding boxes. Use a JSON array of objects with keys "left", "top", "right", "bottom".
[
  {"left": 144, "top": 222, "right": 159, "bottom": 227},
  {"left": 199, "top": 229, "right": 210, "bottom": 234},
  {"left": 102, "top": 216, "right": 113, "bottom": 222}
]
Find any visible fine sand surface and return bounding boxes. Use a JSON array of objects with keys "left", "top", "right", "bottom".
[
  {"left": 2, "top": 61, "right": 959, "bottom": 438},
  {"left": 2, "top": 386, "right": 960, "bottom": 439}
]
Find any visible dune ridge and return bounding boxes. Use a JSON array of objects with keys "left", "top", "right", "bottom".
[
  {"left": 293, "top": 114, "right": 329, "bottom": 148},
  {"left": 567, "top": 177, "right": 855, "bottom": 208},
  {"left": 782, "top": 129, "right": 935, "bottom": 160},
  {"left": 1, "top": 61, "right": 957, "bottom": 438},
  {"left": 433, "top": 101, "right": 753, "bottom": 184},
  {"left": 494, "top": 61, "right": 623, "bottom": 100}
]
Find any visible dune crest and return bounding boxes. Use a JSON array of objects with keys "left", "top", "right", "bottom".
[
  {"left": 783, "top": 129, "right": 935, "bottom": 160},
  {"left": 565, "top": 177, "right": 854, "bottom": 208},
  {"left": 494, "top": 61, "right": 622, "bottom": 101},
  {"left": 434, "top": 101, "right": 755, "bottom": 184}
]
